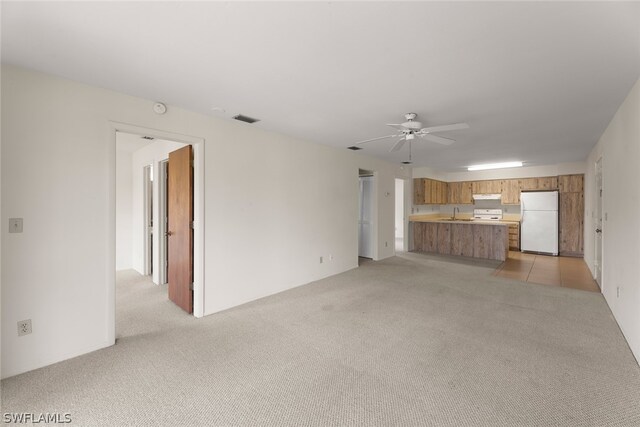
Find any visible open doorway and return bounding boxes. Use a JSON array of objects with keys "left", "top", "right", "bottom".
[
  {"left": 358, "top": 169, "right": 375, "bottom": 261},
  {"left": 115, "top": 129, "right": 199, "bottom": 332},
  {"left": 395, "top": 178, "right": 405, "bottom": 252}
]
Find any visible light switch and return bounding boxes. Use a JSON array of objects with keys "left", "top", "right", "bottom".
[{"left": 9, "top": 218, "right": 23, "bottom": 233}]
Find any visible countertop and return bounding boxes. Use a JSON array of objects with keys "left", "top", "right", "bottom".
[{"left": 408, "top": 214, "right": 520, "bottom": 226}]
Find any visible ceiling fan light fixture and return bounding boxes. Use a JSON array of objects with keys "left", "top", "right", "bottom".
[{"left": 467, "top": 161, "right": 523, "bottom": 171}]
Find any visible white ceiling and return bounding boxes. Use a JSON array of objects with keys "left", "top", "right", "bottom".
[{"left": 2, "top": 2, "right": 639, "bottom": 171}]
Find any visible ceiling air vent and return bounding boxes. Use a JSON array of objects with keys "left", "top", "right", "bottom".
[
  {"left": 232, "top": 114, "right": 260, "bottom": 124},
  {"left": 141, "top": 136, "right": 155, "bottom": 140},
  {"left": 347, "top": 146, "right": 362, "bottom": 150}
]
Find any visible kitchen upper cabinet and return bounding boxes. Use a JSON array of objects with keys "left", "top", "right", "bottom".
[
  {"left": 427, "top": 179, "right": 448, "bottom": 204},
  {"left": 521, "top": 176, "right": 558, "bottom": 191},
  {"left": 413, "top": 178, "right": 426, "bottom": 205},
  {"left": 519, "top": 178, "right": 538, "bottom": 191},
  {"left": 559, "top": 174, "right": 584, "bottom": 193},
  {"left": 448, "top": 181, "right": 474, "bottom": 204},
  {"left": 501, "top": 179, "right": 521, "bottom": 205},
  {"left": 537, "top": 176, "right": 558, "bottom": 190},
  {"left": 472, "top": 180, "right": 502, "bottom": 194},
  {"left": 414, "top": 178, "right": 448, "bottom": 205}
]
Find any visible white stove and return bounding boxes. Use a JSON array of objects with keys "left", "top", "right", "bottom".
[{"left": 473, "top": 208, "right": 503, "bottom": 221}]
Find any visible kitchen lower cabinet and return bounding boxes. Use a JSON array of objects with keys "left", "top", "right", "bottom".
[
  {"left": 411, "top": 220, "right": 508, "bottom": 261},
  {"left": 507, "top": 223, "right": 520, "bottom": 250}
]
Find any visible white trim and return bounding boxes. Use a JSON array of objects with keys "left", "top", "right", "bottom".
[
  {"left": 158, "top": 159, "right": 169, "bottom": 286},
  {"left": 143, "top": 165, "right": 153, "bottom": 276},
  {"left": 109, "top": 121, "right": 205, "bottom": 319}
]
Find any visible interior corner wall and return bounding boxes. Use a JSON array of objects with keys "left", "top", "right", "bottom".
[
  {"left": 115, "top": 149, "right": 133, "bottom": 271},
  {"left": 584, "top": 76, "right": 640, "bottom": 363},
  {"left": 130, "top": 139, "right": 186, "bottom": 283},
  {"left": 0, "top": 65, "right": 408, "bottom": 378}
]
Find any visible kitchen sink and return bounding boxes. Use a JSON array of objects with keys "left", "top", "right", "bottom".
[{"left": 444, "top": 217, "right": 474, "bottom": 222}]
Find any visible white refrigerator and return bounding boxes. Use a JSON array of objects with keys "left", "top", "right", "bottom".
[{"left": 520, "top": 191, "right": 559, "bottom": 256}]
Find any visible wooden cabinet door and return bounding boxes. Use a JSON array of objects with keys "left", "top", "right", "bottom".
[
  {"left": 449, "top": 182, "right": 473, "bottom": 204},
  {"left": 460, "top": 182, "right": 473, "bottom": 204},
  {"left": 559, "top": 175, "right": 584, "bottom": 193},
  {"left": 472, "top": 181, "right": 487, "bottom": 194},
  {"left": 473, "top": 180, "right": 502, "bottom": 194},
  {"left": 520, "top": 178, "right": 538, "bottom": 191},
  {"left": 440, "top": 182, "right": 448, "bottom": 204},
  {"left": 427, "top": 179, "right": 437, "bottom": 204},
  {"left": 537, "top": 177, "right": 557, "bottom": 190},
  {"left": 424, "top": 223, "right": 438, "bottom": 252},
  {"left": 559, "top": 192, "right": 584, "bottom": 255},
  {"left": 508, "top": 223, "right": 520, "bottom": 250},
  {"left": 437, "top": 223, "right": 452, "bottom": 254},
  {"left": 413, "top": 178, "right": 426, "bottom": 205},
  {"left": 501, "top": 179, "right": 520, "bottom": 204},
  {"left": 448, "top": 182, "right": 461, "bottom": 204}
]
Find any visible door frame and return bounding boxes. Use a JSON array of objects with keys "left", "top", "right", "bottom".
[
  {"left": 142, "top": 164, "right": 153, "bottom": 276},
  {"left": 358, "top": 169, "right": 378, "bottom": 260},
  {"left": 158, "top": 159, "right": 169, "bottom": 286},
  {"left": 107, "top": 121, "right": 205, "bottom": 341},
  {"left": 595, "top": 157, "right": 603, "bottom": 288}
]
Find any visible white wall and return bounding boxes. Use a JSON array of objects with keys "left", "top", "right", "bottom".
[
  {"left": 584, "top": 77, "right": 640, "bottom": 362},
  {"left": 115, "top": 149, "right": 133, "bottom": 270},
  {"left": 444, "top": 162, "right": 586, "bottom": 182},
  {"left": 130, "top": 138, "right": 186, "bottom": 283},
  {"left": 0, "top": 65, "right": 410, "bottom": 378}
]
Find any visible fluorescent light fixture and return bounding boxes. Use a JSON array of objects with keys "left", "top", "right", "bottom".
[{"left": 467, "top": 161, "right": 523, "bottom": 171}]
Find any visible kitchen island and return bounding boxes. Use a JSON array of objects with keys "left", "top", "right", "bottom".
[{"left": 409, "top": 215, "right": 510, "bottom": 261}]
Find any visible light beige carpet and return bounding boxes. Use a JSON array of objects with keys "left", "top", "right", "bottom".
[{"left": 2, "top": 252, "right": 640, "bottom": 426}]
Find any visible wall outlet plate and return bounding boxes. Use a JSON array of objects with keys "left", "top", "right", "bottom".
[
  {"left": 9, "top": 218, "right": 23, "bottom": 233},
  {"left": 17, "top": 319, "right": 32, "bottom": 336}
]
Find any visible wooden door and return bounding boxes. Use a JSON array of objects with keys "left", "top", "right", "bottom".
[{"left": 167, "top": 145, "right": 193, "bottom": 313}]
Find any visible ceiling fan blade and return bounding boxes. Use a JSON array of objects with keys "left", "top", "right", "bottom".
[
  {"left": 386, "top": 123, "right": 408, "bottom": 132},
  {"left": 419, "top": 133, "right": 455, "bottom": 145},
  {"left": 389, "top": 139, "right": 406, "bottom": 153},
  {"left": 420, "top": 123, "right": 469, "bottom": 133},
  {"left": 353, "top": 134, "right": 400, "bottom": 145}
]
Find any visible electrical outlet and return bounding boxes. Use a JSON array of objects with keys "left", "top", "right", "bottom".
[
  {"left": 329, "top": 254, "right": 333, "bottom": 261},
  {"left": 9, "top": 218, "right": 23, "bottom": 233},
  {"left": 319, "top": 256, "right": 324, "bottom": 264},
  {"left": 17, "top": 319, "right": 32, "bottom": 336},
  {"left": 385, "top": 241, "right": 388, "bottom": 247},
  {"left": 617, "top": 287, "right": 621, "bottom": 298}
]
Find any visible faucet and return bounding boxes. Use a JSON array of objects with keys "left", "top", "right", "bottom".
[{"left": 453, "top": 207, "right": 459, "bottom": 220}]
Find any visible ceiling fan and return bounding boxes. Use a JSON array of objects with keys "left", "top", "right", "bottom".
[{"left": 350, "top": 113, "right": 469, "bottom": 153}]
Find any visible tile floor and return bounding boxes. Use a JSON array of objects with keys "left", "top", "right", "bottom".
[{"left": 494, "top": 251, "right": 601, "bottom": 292}]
